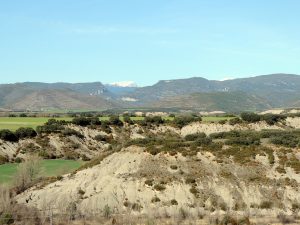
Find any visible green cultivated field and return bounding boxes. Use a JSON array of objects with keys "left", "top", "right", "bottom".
[
  {"left": 0, "top": 117, "right": 72, "bottom": 131},
  {"left": 0, "top": 116, "right": 235, "bottom": 131},
  {"left": 0, "top": 159, "right": 83, "bottom": 184}
]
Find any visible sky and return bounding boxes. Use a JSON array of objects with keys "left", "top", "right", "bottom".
[{"left": 1, "top": 0, "right": 300, "bottom": 86}]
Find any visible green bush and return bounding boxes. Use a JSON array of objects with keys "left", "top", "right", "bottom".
[
  {"left": 0, "top": 129, "right": 18, "bottom": 142},
  {"left": 0, "top": 155, "right": 8, "bottom": 164},
  {"left": 15, "top": 127, "right": 37, "bottom": 139},
  {"left": 123, "top": 114, "right": 133, "bottom": 124},
  {"left": 172, "top": 115, "right": 201, "bottom": 128},
  {"left": 72, "top": 117, "right": 92, "bottom": 126},
  {"left": 184, "top": 132, "right": 206, "bottom": 141},
  {"left": 240, "top": 112, "right": 261, "bottom": 123},
  {"left": 109, "top": 115, "right": 123, "bottom": 126},
  {"left": 229, "top": 117, "right": 242, "bottom": 125},
  {"left": 270, "top": 133, "right": 300, "bottom": 148},
  {"left": 144, "top": 116, "right": 164, "bottom": 125},
  {"left": 225, "top": 136, "right": 260, "bottom": 146},
  {"left": 171, "top": 199, "right": 178, "bottom": 205},
  {"left": 36, "top": 119, "right": 66, "bottom": 134},
  {"left": 261, "top": 114, "right": 286, "bottom": 125}
]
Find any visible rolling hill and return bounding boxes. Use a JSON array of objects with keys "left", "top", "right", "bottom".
[{"left": 1, "top": 74, "right": 300, "bottom": 112}]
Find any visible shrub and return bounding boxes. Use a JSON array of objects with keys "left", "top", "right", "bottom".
[
  {"left": 144, "top": 116, "right": 164, "bottom": 125},
  {"left": 185, "top": 177, "right": 196, "bottom": 184},
  {"left": 171, "top": 199, "right": 178, "bottom": 205},
  {"left": 0, "top": 130, "right": 18, "bottom": 142},
  {"left": 100, "top": 121, "right": 112, "bottom": 133},
  {"left": 109, "top": 115, "right": 123, "bottom": 126},
  {"left": 260, "top": 201, "right": 273, "bottom": 209},
  {"left": 154, "top": 184, "right": 166, "bottom": 191},
  {"left": 90, "top": 117, "right": 101, "bottom": 125},
  {"left": 78, "top": 189, "right": 85, "bottom": 195},
  {"left": 195, "top": 137, "right": 212, "bottom": 146},
  {"left": 240, "top": 112, "right": 261, "bottom": 123},
  {"left": 185, "top": 132, "right": 206, "bottom": 141},
  {"left": 15, "top": 127, "right": 37, "bottom": 139},
  {"left": 170, "top": 165, "right": 178, "bottom": 170},
  {"left": 94, "top": 134, "right": 108, "bottom": 142},
  {"left": 123, "top": 114, "right": 133, "bottom": 124},
  {"left": 229, "top": 117, "right": 242, "bottom": 125},
  {"left": 81, "top": 155, "right": 90, "bottom": 161},
  {"left": 189, "top": 187, "right": 199, "bottom": 196},
  {"left": 14, "top": 157, "right": 22, "bottom": 163},
  {"left": 151, "top": 196, "right": 161, "bottom": 203},
  {"left": 270, "top": 133, "right": 300, "bottom": 148},
  {"left": 61, "top": 128, "right": 84, "bottom": 138},
  {"left": 103, "top": 205, "right": 111, "bottom": 218},
  {"left": 131, "top": 202, "right": 142, "bottom": 211},
  {"left": 261, "top": 114, "right": 286, "bottom": 125},
  {"left": 173, "top": 115, "right": 201, "bottom": 128},
  {"left": 36, "top": 119, "right": 65, "bottom": 134},
  {"left": 145, "top": 179, "right": 154, "bottom": 186},
  {"left": 72, "top": 117, "right": 92, "bottom": 126},
  {"left": 225, "top": 136, "right": 260, "bottom": 146},
  {"left": 0, "top": 155, "right": 8, "bottom": 164}
]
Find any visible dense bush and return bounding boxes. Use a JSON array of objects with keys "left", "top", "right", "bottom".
[
  {"left": 109, "top": 115, "right": 123, "bottom": 126},
  {"left": 228, "top": 117, "right": 242, "bottom": 125},
  {"left": 225, "top": 136, "right": 260, "bottom": 146},
  {"left": 260, "top": 114, "right": 286, "bottom": 125},
  {"left": 172, "top": 115, "right": 202, "bottom": 128},
  {"left": 144, "top": 116, "right": 164, "bottom": 125},
  {"left": 15, "top": 127, "right": 37, "bottom": 139},
  {"left": 270, "top": 133, "right": 300, "bottom": 148},
  {"left": 72, "top": 117, "right": 92, "bottom": 126},
  {"left": 240, "top": 112, "right": 261, "bottom": 123},
  {"left": 184, "top": 132, "right": 206, "bottom": 141},
  {"left": 36, "top": 124, "right": 64, "bottom": 134},
  {"left": 194, "top": 137, "right": 212, "bottom": 146},
  {"left": 0, "top": 129, "right": 18, "bottom": 142},
  {"left": 123, "top": 114, "right": 133, "bottom": 124}
]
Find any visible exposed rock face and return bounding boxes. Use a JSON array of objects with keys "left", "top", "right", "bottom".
[{"left": 17, "top": 146, "right": 300, "bottom": 217}]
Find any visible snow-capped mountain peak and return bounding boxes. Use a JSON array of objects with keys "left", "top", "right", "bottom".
[{"left": 109, "top": 81, "right": 138, "bottom": 87}]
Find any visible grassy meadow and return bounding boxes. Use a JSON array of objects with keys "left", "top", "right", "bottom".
[{"left": 0, "top": 159, "right": 83, "bottom": 184}]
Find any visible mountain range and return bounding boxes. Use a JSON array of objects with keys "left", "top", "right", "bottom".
[{"left": 1, "top": 73, "right": 300, "bottom": 112}]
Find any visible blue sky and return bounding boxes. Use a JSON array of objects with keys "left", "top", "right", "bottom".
[{"left": 1, "top": 0, "right": 300, "bottom": 86}]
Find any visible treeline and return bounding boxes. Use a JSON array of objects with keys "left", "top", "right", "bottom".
[{"left": 240, "top": 112, "right": 286, "bottom": 125}]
